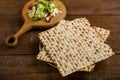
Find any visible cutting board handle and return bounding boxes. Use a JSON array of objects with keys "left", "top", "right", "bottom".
[{"left": 5, "top": 23, "right": 32, "bottom": 47}]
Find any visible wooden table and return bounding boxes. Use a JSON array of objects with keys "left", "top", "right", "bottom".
[{"left": 0, "top": 0, "right": 120, "bottom": 80}]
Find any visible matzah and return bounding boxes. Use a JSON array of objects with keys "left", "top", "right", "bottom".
[
  {"left": 93, "top": 26, "right": 110, "bottom": 41},
  {"left": 37, "top": 20, "right": 110, "bottom": 72},
  {"left": 38, "top": 18, "right": 114, "bottom": 76}
]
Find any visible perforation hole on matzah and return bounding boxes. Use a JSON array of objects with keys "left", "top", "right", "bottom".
[{"left": 38, "top": 18, "right": 114, "bottom": 76}]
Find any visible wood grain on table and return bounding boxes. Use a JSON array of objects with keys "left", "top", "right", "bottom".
[{"left": 0, "top": 0, "right": 120, "bottom": 80}]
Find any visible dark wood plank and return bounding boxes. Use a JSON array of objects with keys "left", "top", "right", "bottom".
[
  {"left": 0, "top": 15, "right": 120, "bottom": 54},
  {"left": 0, "top": 55, "right": 120, "bottom": 80},
  {"left": 62, "top": 0, "right": 120, "bottom": 15},
  {"left": 0, "top": 0, "right": 120, "bottom": 15},
  {"left": 0, "top": 0, "right": 29, "bottom": 15}
]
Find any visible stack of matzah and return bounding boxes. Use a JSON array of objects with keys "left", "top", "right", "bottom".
[{"left": 37, "top": 18, "right": 115, "bottom": 77}]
